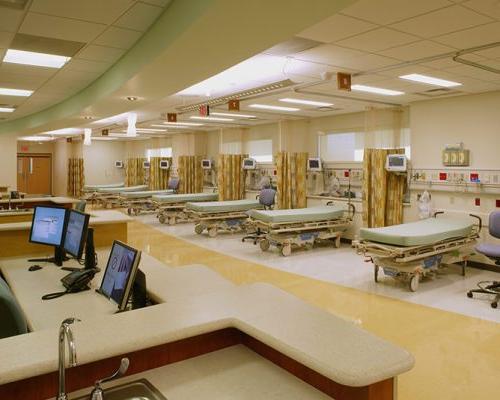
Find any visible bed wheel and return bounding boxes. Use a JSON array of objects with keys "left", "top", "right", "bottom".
[
  {"left": 158, "top": 214, "right": 166, "bottom": 224},
  {"left": 492, "top": 302, "right": 498, "bottom": 309},
  {"left": 208, "top": 227, "right": 218, "bottom": 238},
  {"left": 409, "top": 275, "right": 420, "bottom": 292},
  {"left": 134, "top": 209, "right": 140, "bottom": 216},
  {"left": 168, "top": 216, "right": 176, "bottom": 225},
  {"left": 281, "top": 244, "right": 292, "bottom": 257},
  {"left": 260, "top": 239, "right": 270, "bottom": 252},
  {"left": 127, "top": 208, "right": 132, "bottom": 215},
  {"left": 467, "top": 291, "right": 473, "bottom": 298},
  {"left": 194, "top": 224, "right": 204, "bottom": 235},
  {"left": 374, "top": 265, "right": 379, "bottom": 283},
  {"left": 334, "top": 235, "right": 341, "bottom": 248}
]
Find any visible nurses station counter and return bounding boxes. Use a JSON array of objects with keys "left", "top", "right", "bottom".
[
  {"left": 0, "top": 249, "right": 414, "bottom": 400},
  {"left": 0, "top": 210, "right": 131, "bottom": 258},
  {"left": 0, "top": 196, "right": 77, "bottom": 210}
]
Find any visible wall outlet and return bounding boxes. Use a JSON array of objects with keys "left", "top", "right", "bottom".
[{"left": 475, "top": 198, "right": 481, "bottom": 206}]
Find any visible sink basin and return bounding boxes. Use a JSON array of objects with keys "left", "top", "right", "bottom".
[{"left": 75, "top": 379, "right": 167, "bottom": 400}]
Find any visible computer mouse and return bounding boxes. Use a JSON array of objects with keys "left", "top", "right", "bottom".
[{"left": 28, "top": 265, "right": 42, "bottom": 271}]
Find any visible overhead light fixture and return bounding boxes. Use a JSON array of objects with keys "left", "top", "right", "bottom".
[
  {"left": 399, "top": 74, "right": 462, "bottom": 87},
  {"left": 18, "top": 136, "right": 53, "bottom": 142},
  {"left": 121, "top": 128, "right": 167, "bottom": 133},
  {"left": 162, "top": 121, "right": 204, "bottom": 126},
  {"left": 351, "top": 84, "right": 404, "bottom": 96},
  {"left": 83, "top": 128, "right": 92, "bottom": 146},
  {"left": 0, "top": 107, "right": 15, "bottom": 113},
  {"left": 41, "top": 127, "right": 81, "bottom": 136},
  {"left": 83, "top": 116, "right": 93, "bottom": 120},
  {"left": 92, "top": 137, "right": 118, "bottom": 141},
  {"left": 190, "top": 116, "right": 234, "bottom": 122},
  {"left": 0, "top": 88, "right": 33, "bottom": 97},
  {"left": 211, "top": 112, "right": 256, "bottom": 118},
  {"left": 126, "top": 96, "right": 138, "bottom": 101},
  {"left": 3, "top": 49, "right": 70, "bottom": 68},
  {"left": 279, "top": 98, "right": 333, "bottom": 107},
  {"left": 249, "top": 104, "right": 299, "bottom": 112}
]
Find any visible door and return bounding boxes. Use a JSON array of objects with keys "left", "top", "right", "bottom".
[{"left": 17, "top": 154, "right": 52, "bottom": 195}]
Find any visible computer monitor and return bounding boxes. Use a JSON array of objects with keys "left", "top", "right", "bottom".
[
  {"left": 98, "top": 241, "right": 141, "bottom": 311},
  {"left": 63, "top": 209, "right": 90, "bottom": 259}
]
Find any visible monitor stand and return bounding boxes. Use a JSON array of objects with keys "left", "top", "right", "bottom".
[
  {"left": 28, "top": 247, "right": 68, "bottom": 267},
  {"left": 61, "top": 228, "right": 99, "bottom": 272}
]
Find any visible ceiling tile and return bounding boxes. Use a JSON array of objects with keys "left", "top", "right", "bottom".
[
  {"left": 76, "top": 45, "right": 125, "bottom": 63},
  {"left": 0, "top": 31, "right": 14, "bottom": 48},
  {"left": 335, "top": 28, "right": 420, "bottom": 52},
  {"left": 0, "top": 94, "right": 26, "bottom": 106},
  {"left": 292, "top": 44, "right": 364, "bottom": 66},
  {"left": 446, "top": 63, "right": 500, "bottom": 81},
  {"left": 333, "top": 54, "right": 400, "bottom": 70},
  {"left": 340, "top": 0, "right": 452, "bottom": 25},
  {"left": 390, "top": 5, "right": 493, "bottom": 38},
  {"left": 0, "top": 71, "right": 49, "bottom": 89},
  {"left": 0, "top": 7, "right": 24, "bottom": 33},
  {"left": 472, "top": 45, "right": 500, "bottom": 59},
  {"left": 351, "top": 73, "right": 391, "bottom": 85},
  {"left": 462, "top": 0, "right": 500, "bottom": 20},
  {"left": 93, "top": 26, "right": 142, "bottom": 49},
  {"left": 380, "top": 40, "right": 455, "bottom": 61},
  {"left": 0, "top": 62, "right": 57, "bottom": 78},
  {"left": 378, "top": 64, "right": 435, "bottom": 78},
  {"left": 64, "top": 58, "right": 110, "bottom": 74},
  {"left": 114, "top": 2, "right": 163, "bottom": 31},
  {"left": 297, "top": 14, "right": 377, "bottom": 43},
  {"left": 19, "top": 12, "right": 106, "bottom": 43},
  {"left": 434, "top": 21, "right": 500, "bottom": 48},
  {"left": 140, "top": 0, "right": 172, "bottom": 6},
  {"left": 29, "top": 0, "right": 135, "bottom": 24},
  {"left": 418, "top": 52, "right": 485, "bottom": 69}
]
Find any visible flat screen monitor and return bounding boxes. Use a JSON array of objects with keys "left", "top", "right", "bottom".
[
  {"left": 242, "top": 158, "right": 256, "bottom": 170},
  {"left": 307, "top": 158, "right": 322, "bottom": 171},
  {"left": 98, "top": 241, "right": 141, "bottom": 311},
  {"left": 160, "top": 160, "right": 170, "bottom": 169},
  {"left": 385, "top": 154, "right": 407, "bottom": 172},
  {"left": 143, "top": 161, "right": 150, "bottom": 169},
  {"left": 115, "top": 160, "right": 123, "bottom": 168},
  {"left": 29, "top": 206, "right": 68, "bottom": 247},
  {"left": 63, "top": 209, "right": 90, "bottom": 259},
  {"left": 201, "top": 159, "right": 212, "bottom": 169}
]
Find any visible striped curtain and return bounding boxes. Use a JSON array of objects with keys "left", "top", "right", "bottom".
[
  {"left": 178, "top": 155, "right": 203, "bottom": 194},
  {"left": 149, "top": 157, "right": 171, "bottom": 190},
  {"left": 362, "top": 148, "right": 406, "bottom": 228},
  {"left": 276, "top": 152, "right": 308, "bottom": 209},
  {"left": 67, "top": 158, "right": 85, "bottom": 197},
  {"left": 125, "top": 158, "right": 146, "bottom": 186},
  {"left": 217, "top": 154, "right": 246, "bottom": 200}
]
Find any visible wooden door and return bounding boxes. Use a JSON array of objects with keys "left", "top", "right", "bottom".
[{"left": 17, "top": 154, "right": 52, "bottom": 195}]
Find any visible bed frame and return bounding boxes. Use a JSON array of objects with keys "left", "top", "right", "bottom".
[{"left": 188, "top": 209, "right": 258, "bottom": 237}]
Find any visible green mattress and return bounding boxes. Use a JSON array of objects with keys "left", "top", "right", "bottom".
[
  {"left": 248, "top": 206, "right": 345, "bottom": 224},
  {"left": 153, "top": 193, "right": 218, "bottom": 204},
  {"left": 84, "top": 182, "right": 124, "bottom": 191},
  {"left": 120, "top": 190, "right": 173, "bottom": 199},
  {"left": 97, "top": 185, "right": 148, "bottom": 193},
  {"left": 186, "top": 199, "right": 262, "bottom": 213},
  {"left": 359, "top": 217, "right": 474, "bottom": 247}
]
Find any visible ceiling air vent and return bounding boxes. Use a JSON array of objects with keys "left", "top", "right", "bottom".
[
  {"left": 317, "top": 106, "right": 342, "bottom": 112},
  {"left": 415, "top": 88, "right": 463, "bottom": 98}
]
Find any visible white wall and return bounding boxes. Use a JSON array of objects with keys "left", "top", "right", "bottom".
[
  {"left": 0, "top": 132, "right": 19, "bottom": 191},
  {"left": 82, "top": 141, "right": 126, "bottom": 185}
]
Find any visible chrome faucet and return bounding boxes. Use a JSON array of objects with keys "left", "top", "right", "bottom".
[
  {"left": 89, "top": 358, "right": 130, "bottom": 400},
  {"left": 57, "top": 318, "right": 80, "bottom": 400}
]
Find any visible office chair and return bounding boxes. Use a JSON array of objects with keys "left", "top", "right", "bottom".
[
  {"left": 168, "top": 177, "right": 180, "bottom": 193},
  {"left": 241, "top": 186, "right": 276, "bottom": 244},
  {"left": 0, "top": 276, "right": 28, "bottom": 338},
  {"left": 467, "top": 211, "right": 500, "bottom": 308},
  {"left": 75, "top": 200, "right": 87, "bottom": 212}
]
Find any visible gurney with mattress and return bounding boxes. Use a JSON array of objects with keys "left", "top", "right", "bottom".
[
  {"left": 81, "top": 182, "right": 125, "bottom": 202},
  {"left": 153, "top": 193, "right": 219, "bottom": 225},
  {"left": 95, "top": 185, "right": 149, "bottom": 208},
  {"left": 120, "top": 189, "right": 174, "bottom": 215},
  {"left": 186, "top": 199, "right": 263, "bottom": 237},
  {"left": 353, "top": 212, "right": 481, "bottom": 291},
  {"left": 246, "top": 203, "right": 355, "bottom": 256}
]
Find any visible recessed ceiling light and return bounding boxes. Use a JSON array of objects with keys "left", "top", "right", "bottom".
[
  {"left": 126, "top": 96, "right": 138, "bottom": 101},
  {"left": 211, "top": 112, "right": 256, "bottom": 118},
  {"left": 18, "top": 136, "right": 53, "bottom": 142},
  {"left": 0, "top": 107, "right": 15, "bottom": 113},
  {"left": 83, "top": 116, "right": 93, "bottom": 120},
  {"left": 279, "top": 98, "right": 333, "bottom": 107},
  {"left": 190, "top": 116, "right": 234, "bottom": 122},
  {"left": 399, "top": 74, "right": 462, "bottom": 87},
  {"left": 3, "top": 49, "right": 70, "bottom": 68},
  {"left": 351, "top": 84, "right": 404, "bottom": 96},
  {"left": 161, "top": 121, "right": 204, "bottom": 127},
  {"left": 0, "top": 88, "right": 33, "bottom": 97},
  {"left": 249, "top": 104, "right": 300, "bottom": 112}
]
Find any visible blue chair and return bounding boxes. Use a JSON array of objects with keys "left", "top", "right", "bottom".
[
  {"left": 0, "top": 276, "right": 28, "bottom": 338},
  {"left": 241, "top": 187, "right": 276, "bottom": 244},
  {"left": 75, "top": 200, "right": 86, "bottom": 212},
  {"left": 467, "top": 211, "right": 500, "bottom": 308},
  {"left": 168, "top": 177, "right": 180, "bottom": 193}
]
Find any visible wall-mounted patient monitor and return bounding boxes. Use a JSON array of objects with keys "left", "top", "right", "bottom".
[
  {"left": 63, "top": 209, "right": 90, "bottom": 260},
  {"left": 115, "top": 160, "right": 124, "bottom": 168},
  {"left": 307, "top": 158, "right": 322, "bottom": 172},
  {"left": 98, "top": 241, "right": 142, "bottom": 311},
  {"left": 385, "top": 154, "right": 407, "bottom": 172},
  {"left": 201, "top": 159, "right": 212, "bottom": 169},
  {"left": 159, "top": 160, "right": 170, "bottom": 169},
  {"left": 242, "top": 158, "right": 257, "bottom": 170},
  {"left": 143, "top": 161, "right": 150, "bottom": 169}
]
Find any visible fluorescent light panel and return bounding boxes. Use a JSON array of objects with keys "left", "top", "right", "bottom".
[
  {"left": 351, "top": 84, "right": 404, "bottom": 96},
  {"left": 0, "top": 87, "right": 33, "bottom": 97},
  {"left": 399, "top": 73, "right": 462, "bottom": 87},
  {"left": 211, "top": 112, "right": 256, "bottom": 118},
  {"left": 18, "top": 136, "right": 53, "bottom": 142},
  {"left": 3, "top": 49, "right": 70, "bottom": 68},
  {"left": 0, "top": 107, "right": 15, "bottom": 112},
  {"left": 249, "top": 104, "right": 299, "bottom": 112},
  {"left": 162, "top": 121, "right": 204, "bottom": 126},
  {"left": 190, "top": 116, "right": 234, "bottom": 122},
  {"left": 279, "top": 98, "right": 333, "bottom": 107}
]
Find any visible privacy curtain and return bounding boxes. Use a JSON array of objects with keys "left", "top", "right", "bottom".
[
  {"left": 217, "top": 154, "right": 246, "bottom": 200},
  {"left": 67, "top": 158, "right": 85, "bottom": 197},
  {"left": 178, "top": 155, "right": 203, "bottom": 194},
  {"left": 276, "top": 151, "right": 308, "bottom": 209},
  {"left": 125, "top": 158, "right": 146, "bottom": 186},
  {"left": 149, "top": 157, "right": 172, "bottom": 190},
  {"left": 362, "top": 148, "right": 406, "bottom": 228}
]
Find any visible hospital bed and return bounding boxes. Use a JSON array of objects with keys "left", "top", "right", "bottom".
[
  {"left": 186, "top": 199, "right": 263, "bottom": 237},
  {"left": 153, "top": 193, "right": 219, "bottom": 225},
  {"left": 94, "top": 185, "right": 149, "bottom": 208},
  {"left": 121, "top": 189, "right": 174, "bottom": 215},
  {"left": 82, "top": 182, "right": 125, "bottom": 202},
  {"left": 354, "top": 212, "right": 481, "bottom": 292},
  {"left": 246, "top": 203, "right": 355, "bottom": 256}
]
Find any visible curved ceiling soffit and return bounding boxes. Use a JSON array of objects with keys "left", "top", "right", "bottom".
[{"left": 0, "top": 0, "right": 357, "bottom": 136}]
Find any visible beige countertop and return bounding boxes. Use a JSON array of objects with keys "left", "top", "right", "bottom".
[
  {"left": 0, "top": 196, "right": 78, "bottom": 204},
  {"left": 0, "top": 210, "right": 132, "bottom": 231},
  {"left": 0, "top": 209, "right": 33, "bottom": 216}
]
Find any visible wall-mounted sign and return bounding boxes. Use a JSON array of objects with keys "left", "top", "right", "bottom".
[
  {"left": 101, "top": 129, "right": 109, "bottom": 136},
  {"left": 337, "top": 72, "right": 351, "bottom": 91},
  {"left": 228, "top": 99, "right": 240, "bottom": 111},
  {"left": 199, "top": 104, "right": 210, "bottom": 116},
  {"left": 66, "top": 138, "right": 72, "bottom": 143},
  {"left": 442, "top": 149, "right": 469, "bottom": 166},
  {"left": 167, "top": 113, "right": 177, "bottom": 122}
]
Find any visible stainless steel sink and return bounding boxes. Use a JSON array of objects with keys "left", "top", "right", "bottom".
[{"left": 75, "top": 379, "right": 167, "bottom": 400}]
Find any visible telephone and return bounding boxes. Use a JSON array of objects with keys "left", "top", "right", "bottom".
[
  {"left": 10, "top": 191, "right": 19, "bottom": 199},
  {"left": 61, "top": 269, "right": 96, "bottom": 293}
]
